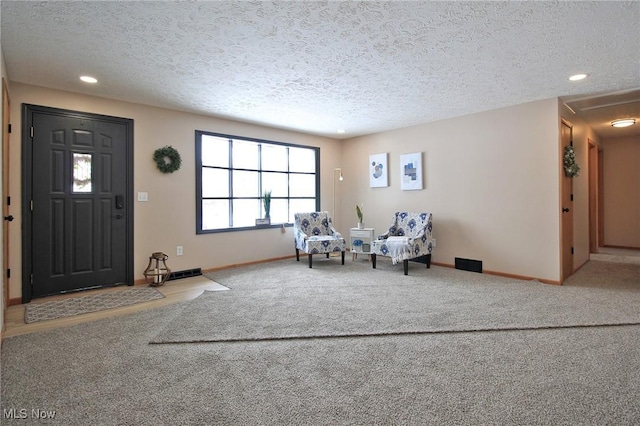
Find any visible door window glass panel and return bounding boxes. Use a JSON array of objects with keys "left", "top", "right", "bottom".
[{"left": 72, "top": 153, "right": 92, "bottom": 193}]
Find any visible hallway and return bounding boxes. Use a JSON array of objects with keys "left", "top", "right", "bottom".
[{"left": 590, "top": 247, "right": 640, "bottom": 265}]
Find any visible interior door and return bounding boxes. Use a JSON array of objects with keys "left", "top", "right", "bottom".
[
  {"left": 2, "top": 79, "right": 11, "bottom": 313},
  {"left": 588, "top": 141, "right": 599, "bottom": 253},
  {"left": 23, "top": 105, "right": 133, "bottom": 300},
  {"left": 560, "top": 120, "right": 574, "bottom": 283}
]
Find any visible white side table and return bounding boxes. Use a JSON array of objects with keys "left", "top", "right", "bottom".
[{"left": 350, "top": 228, "right": 375, "bottom": 261}]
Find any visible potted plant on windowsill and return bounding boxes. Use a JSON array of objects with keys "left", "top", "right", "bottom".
[{"left": 256, "top": 190, "right": 272, "bottom": 226}]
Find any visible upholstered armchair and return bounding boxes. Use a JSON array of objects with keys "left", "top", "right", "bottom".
[
  {"left": 371, "top": 212, "right": 433, "bottom": 275},
  {"left": 294, "top": 211, "right": 346, "bottom": 268}
]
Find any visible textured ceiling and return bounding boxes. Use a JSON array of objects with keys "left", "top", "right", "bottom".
[{"left": 1, "top": 1, "right": 639, "bottom": 139}]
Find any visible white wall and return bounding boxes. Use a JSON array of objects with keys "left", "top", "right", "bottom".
[
  {"left": 338, "top": 98, "right": 562, "bottom": 282},
  {"left": 602, "top": 135, "right": 640, "bottom": 248},
  {"left": 7, "top": 83, "right": 341, "bottom": 300}
]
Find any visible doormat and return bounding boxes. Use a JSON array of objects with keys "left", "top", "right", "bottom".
[{"left": 24, "top": 287, "right": 165, "bottom": 324}]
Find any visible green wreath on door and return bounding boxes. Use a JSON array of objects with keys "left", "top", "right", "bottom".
[{"left": 563, "top": 145, "right": 580, "bottom": 178}]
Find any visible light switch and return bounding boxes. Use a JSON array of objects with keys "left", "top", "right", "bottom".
[{"left": 137, "top": 192, "right": 148, "bottom": 202}]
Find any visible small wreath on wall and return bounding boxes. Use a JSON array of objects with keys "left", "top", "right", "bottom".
[
  {"left": 153, "top": 145, "right": 182, "bottom": 174},
  {"left": 563, "top": 145, "right": 580, "bottom": 178}
]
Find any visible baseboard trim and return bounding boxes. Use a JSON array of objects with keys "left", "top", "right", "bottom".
[
  {"left": 21, "top": 255, "right": 563, "bottom": 294},
  {"left": 484, "top": 269, "right": 560, "bottom": 286},
  {"left": 431, "top": 261, "right": 560, "bottom": 285},
  {"left": 132, "top": 256, "right": 299, "bottom": 285},
  {"left": 603, "top": 244, "right": 640, "bottom": 250},
  {"left": 8, "top": 297, "right": 22, "bottom": 306},
  {"left": 202, "top": 255, "right": 298, "bottom": 274}
]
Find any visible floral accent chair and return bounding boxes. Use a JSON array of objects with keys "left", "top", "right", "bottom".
[
  {"left": 294, "top": 211, "right": 346, "bottom": 268},
  {"left": 371, "top": 212, "right": 433, "bottom": 275}
]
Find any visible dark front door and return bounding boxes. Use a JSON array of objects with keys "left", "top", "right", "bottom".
[{"left": 23, "top": 105, "right": 133, "bottom": 300}]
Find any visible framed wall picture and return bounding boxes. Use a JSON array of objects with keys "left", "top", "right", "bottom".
[
  {"left": 400, "top": 152, "right": 423, "bottom": 190},
  {"left": 369, "top": 153, "right": 388, "bottom": 187}
]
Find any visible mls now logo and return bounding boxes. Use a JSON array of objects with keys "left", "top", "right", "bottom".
[{"left": 3, "top": 408, "right": 56, "bottom": 419}]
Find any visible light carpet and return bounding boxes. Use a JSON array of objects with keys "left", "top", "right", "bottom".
[
  {"left": 24, "top": 287, "right": 165, "bottom": 323},
  {"left": 153, "top": 260, "right": 640, "bottom": 343},
  {"left": 2, "top": 260, "right": 639, "bottom": 424}
]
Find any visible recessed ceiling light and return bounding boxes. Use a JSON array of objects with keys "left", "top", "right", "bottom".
[
  {"left": 611, "top": 119, "right": 636, "bottom": 128},
  {"left": 80, "top": 75, "right": 98, "bottom": 83},
  {"left": 569, "top": 73, "right": 588, "bottom": 81},
  {"left": 337, "top": 129, "right": 346, "bottom": 134}
]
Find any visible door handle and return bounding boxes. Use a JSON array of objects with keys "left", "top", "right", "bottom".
[
  {"left": 562, "top": 208, "right": 570, "bottom": 213},
  {"left": 114, "top": 214, "right": 123, "bottom": 220},
  {"left": 4, "top": 215, "right": 14, "bottom": 222}
]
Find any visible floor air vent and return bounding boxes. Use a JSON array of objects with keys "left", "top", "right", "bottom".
[
  {"left": 454, "top": 257, "right": 483, "bottom": 273},
  {"left": 167, "top": 268, "right": 202, "bottom": 281}
]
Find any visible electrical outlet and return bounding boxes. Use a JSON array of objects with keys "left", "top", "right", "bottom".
[
  {"left": 432, "top": 238, "right": 436, "bottom": 247},
  {"left": 176, "top": 246, "right": 183, "bottom": 256}
]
